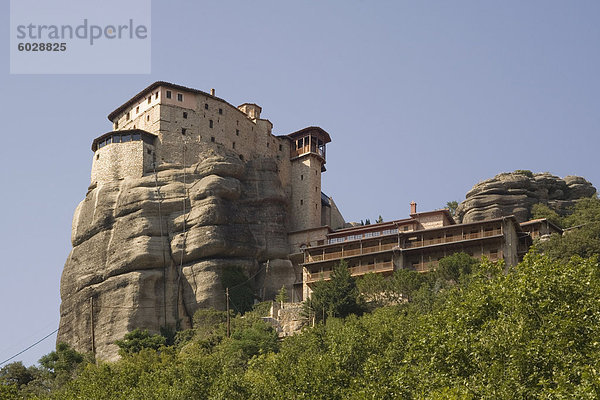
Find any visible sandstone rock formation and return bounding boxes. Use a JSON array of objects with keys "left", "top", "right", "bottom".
[
  {"left": 58, "top": 148, "right": 297, "bottom": 361},
  {"left": 455, "top": 172, "right": 596, "bottom": 223}
]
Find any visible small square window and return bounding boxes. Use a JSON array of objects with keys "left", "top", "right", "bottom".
[
  {"left": 209, "top": 120, "right": 213, "bottom": 128},
  {"left": 177, "top": 93, "right": 183, "bottom": 102},
  {"left": 147, "top": 149, "right": 152, "bottom": 155},
  {"left": 166, "top": 90, "right": 172, "bottom": 99},
  {"left": 204, "top": 103, "right": 209, "bottom": 110},
  {"left": 218, "top": 108, "right": 223, "bottom": 115},
  {"left": 181, "top": 128, "right": 187, "bottom": 135},
  {"left": 183, "top": 112, "right": 188, "bottom": 119},
  {"left": 211, "top": 136, "right": 215, "bottom": 142},
  {"left": 236, "top": 129, "right": 240, "bottom": 136}
]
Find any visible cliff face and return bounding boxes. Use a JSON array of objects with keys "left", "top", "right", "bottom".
[
  {"left": 456, "top": 172, "right": 596, "bottom": 223},
  {"left": 58, "top": 149, "right": 296, "bottom": 360}
]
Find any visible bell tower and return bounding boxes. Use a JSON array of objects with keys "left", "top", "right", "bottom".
[{"left": 287, "top": 127, "right": 331, "bottom": 232}]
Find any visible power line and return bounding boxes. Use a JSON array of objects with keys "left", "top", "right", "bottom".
[
  {"left": 228, "top": 260, "right": 269, "bottom": 291},
  {"left": 0, "top": 328, "right": 58, "bottom": 367}
]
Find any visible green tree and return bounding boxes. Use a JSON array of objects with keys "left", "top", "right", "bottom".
[
  {"left": 390, "top": 268, "right": 429, "bottom": 302},
  {"left": 376, "top": 215, "right": 384, "bottom": 223},
  {"left": 275, "top": 285, "right": 288, "bottom": 306},
  {"left": 115, "top": 328, "right": 166, "bottom": 356},
  {"left": 304, "top": 260, "right": 364, "bottom": 322},
  {"left": 531, "top": 203, "right": 563, "bottom": 227},
  {"left": 535, "top": 197, "right": 600, "bottom": 261},
  {"left": 356, "top": 272, "right": 393, "bottom": 307},
  {"left": 0, "top": 361, "right": 36, "bottom": 388},
  {"left": 446, "top": 200, "right": 459, "bottom": 217},
  {"left": 436, "top": 252, "right": 479, "bottom": 283}
]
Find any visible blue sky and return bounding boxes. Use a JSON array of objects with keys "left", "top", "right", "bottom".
[{"left": 1, "top": 0, "right": 599, "bottom": 366}]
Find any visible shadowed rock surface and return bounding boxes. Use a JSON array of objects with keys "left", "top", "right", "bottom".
[
  {"left": 58, "top": 150, "right": 295, "bottom": 361},
  {"left": 456, "top": 172, "right": 596, "bottom": 223}
]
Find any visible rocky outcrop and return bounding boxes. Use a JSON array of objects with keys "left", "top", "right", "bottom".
[
  {"left": 456, "top": 172, "right": 596, "bottom": 223},
  {"left": 58, "top": 149, "right": 296, "bottom": 361}
]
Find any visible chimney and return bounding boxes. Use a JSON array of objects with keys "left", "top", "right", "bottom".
[
  {"left": 410, "top": 201, "right": 417, "bottom": 215},
  {"left": 210, "top": 88, "right": 215, "bottom": 96}
]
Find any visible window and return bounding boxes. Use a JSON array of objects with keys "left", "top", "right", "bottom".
[
  {"left": 236, "top": 129, "right": 239, "bottom": 136},
  {"left": 147, "top": 96, "right": 151, "bottom": 104},
  {"left": 204, "top": 103, "right": 209, "bottom": 110},
  {"left": 132, "top": 133, "right": 141, "bottom": 141},
  {"left": 211, "top": 136, "right": 215, "bottom": 142},
  {"left": 96, "top": 154, "right": 99, "bottom": 160},
  {"left": 403, "top": 226, "right": 409, "bottom": 231},
  {"left": 122, "top": 135, "right": 131, "bottom": 142},
  {"left": 301, "top": 175, "right": 303, "bottom": 180},
  {"left": 126, "top": 113, "right": 130, "bottom": 121},
  {"left": 232, "top": 142, "right": 236, "bottom": 149},
  {"left": 181, "top": 128, "right": 187, "bottom": 135},
  {"left": 267, "top": 142, "right": 269, "bottom": 148},
  {"left": 147, "top": 149, "right": 152, "bottom": 155},
  {"left": 113, "top": 135, "right": 121, "bottom": 143},
  {"left": 136, "top": 106, "right": 139, "bottom": 113},
  {"left": 209, "top": 120, "right": 213, "bottom": 128},
  {"left": 155, "top": 92, "right": 158, "bottom": 99},
  {"left": 177, "top": 93, "right": 183, "bottom": 102},
  {"left": 279, "top": 144, "right": 282, "bottom": 151},
  {"left": 183, "top": 112, "right": 188, "bottom": 119},
  {"left": 239, "top": 154, "right": 244, "bottom": 160},
  {"left": 218, "top": 108, "right": 223, "bottom": 115},
  {"left": 166, "top": 90, "right": 172, "bottom": 99},
  {"left": 300, "top": 200, "right": 304, "bottom": 205},
  {"left": 146, "top": 115, "right": 150, "bottom": 121},
  {"left": 114, "top": 121, "right": 119, "bottom": 129}
]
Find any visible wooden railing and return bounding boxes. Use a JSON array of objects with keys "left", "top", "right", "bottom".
[
  {"left": 305, "top": 261, "right": 394, "bottom": 283},
  {"left": 305, "top": 228, "right": 503, "bottom": 264},
  {"left": 412, "top": 260, "right": 439, "bottom": 273},
  {"left": 404, "top": 228, "right": 502, "bottom": 249},
  {"left": 412, "top": 251, "right": 503, "bottom": 273},
  {"left": 306, "top": 243, "right": 397, "bottom": 263}
]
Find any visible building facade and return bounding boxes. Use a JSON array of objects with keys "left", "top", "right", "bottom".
[
  {"left": 301, "top": 203, "right": 536, "bottom": 299},
  {"left": 91, "top": 82, "right": 346, "bottom": 244}
]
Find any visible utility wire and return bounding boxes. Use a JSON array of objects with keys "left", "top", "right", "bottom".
[
  {"left": 0, "top": 328, "right": 58, "bottom": 367},
  {"left": 228, "top": 261, "right": 268, "bottom": 291}
]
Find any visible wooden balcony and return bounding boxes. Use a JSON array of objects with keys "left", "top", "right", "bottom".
[
  {"left": 306, "top": 242, "right": 397, "bottom": 263},
  {"left": 305, "top": 261, "right": 394, "bottom": 283},
  {"left": 305, "top": 228, "right": 503, "bottom": 265},
  {"left": 404, "top": 228, "right": 502, "bottom": 249},
  {"left": 290, "top": 145, "right": 326, "bottom": 160},
  {"left": 411, "top": 251, "right": 503, "bottom": 273}
]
